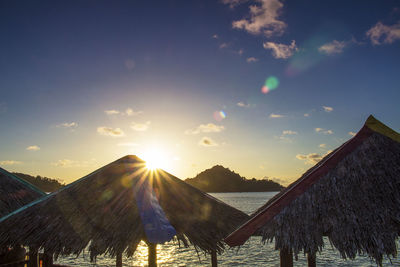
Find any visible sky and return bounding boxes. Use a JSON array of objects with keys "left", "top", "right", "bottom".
[{"left": 1, "top": 0, "right": 400, "bottom": 185}]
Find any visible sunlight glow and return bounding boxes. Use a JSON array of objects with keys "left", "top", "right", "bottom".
[{"left": 143, "top": 149, "right": 167, "bottom": 170}]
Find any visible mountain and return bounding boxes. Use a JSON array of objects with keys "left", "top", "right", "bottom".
[
  {"left": 13, "top": 172, "right": 65, "bottom": 192},
  {"left": 185, "top": 165, "right": 284, "bottom": 192}
]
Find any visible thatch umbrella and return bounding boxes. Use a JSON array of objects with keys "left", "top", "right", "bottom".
[
  {"left": 225, "top": 115, "right": 400, "bottom": 267},
  {"left": 0, "top": 167, "right": 45, "bottom": 218},
  {"left": 0, "top": 167, "right": 46, "bottom": 266},
  {"left": 0, "top": 155, "right": 249, "bottom": 266}
]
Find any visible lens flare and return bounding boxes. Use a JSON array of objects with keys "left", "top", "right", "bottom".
[
  {"left": 213, "top": 110, "right": 226, "bottom": 121},
  {"left": 261, "top": 76, "right": 279, "bottom": 94}
]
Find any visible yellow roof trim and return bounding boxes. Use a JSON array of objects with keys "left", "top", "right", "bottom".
[{"left": 365, "top": 115, "right": 400, "bottom": 143}]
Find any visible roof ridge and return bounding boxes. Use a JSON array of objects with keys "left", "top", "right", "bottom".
[{"left": 366, "top": 115, "right": 400, "bottom": 143}]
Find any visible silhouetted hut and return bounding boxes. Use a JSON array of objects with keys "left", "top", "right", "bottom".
[
  {"left": 225, "top": 115, "right": 400, "bottom": 267},
  {"left": 0, "top": 155, "right": 249, "bottom": 267},
  {"left": 0, "top": 167, "right": 46, "bottom": 266}
]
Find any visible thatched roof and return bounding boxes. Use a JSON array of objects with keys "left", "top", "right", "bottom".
[
  {"left": 0, "top": 167, "right": 45, "bottom": 218},
  {"left": 0, "top": 155, "right": 249, "bottom": 260},
  {"left": 225, "top": 115, "right": 400, "bottom": 265}
]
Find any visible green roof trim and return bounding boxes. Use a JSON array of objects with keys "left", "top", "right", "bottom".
[{"left": 365, "top": 115, "right": 400, "bottom": 143}]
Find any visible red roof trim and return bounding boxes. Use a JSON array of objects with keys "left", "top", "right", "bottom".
[{"left": 225, "top": 125, "right": 374, "bottom": 247}]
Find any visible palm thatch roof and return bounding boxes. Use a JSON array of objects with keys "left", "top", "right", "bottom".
[
  {"left": 0, "top": 167, "right": 45, "bottom": 218},
  {"left": 0, "top": 155, "right": 249, "bottom": 261},
  {"left": 225, "top": 115, "right": 400, "bottom": 265}
]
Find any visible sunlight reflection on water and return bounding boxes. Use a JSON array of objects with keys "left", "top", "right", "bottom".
[{"left": 55, "top": 192, "right": 400, "bottom": 266}]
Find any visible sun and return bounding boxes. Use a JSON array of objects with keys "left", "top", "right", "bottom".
[{"left": 142, "top": 149, "right": 166, "bottom": 170}]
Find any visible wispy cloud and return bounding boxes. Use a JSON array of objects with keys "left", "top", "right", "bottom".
[
  {"left": 219, "top": 42, "right": 229, "bottom": 49},
  {"left": 237, "top": 101, "right": 253, "bottom": 108},
  {"left": 322, "top": 106, "right": 333, "bottom": 112},
  {"left": 105, "top": 110, "right": 120, "bottom": 115},
  {"left": 269, "top": 113, "right": 285, "bottom": 118},
  {"left": 232, "top": 0, "right": 286, "bottom": 37},
  {"left": 222, "top": 0, "right": 249, "bottom": 8},
  {"left": 26, "top": 145, "right": 40, "bottom": 151},
  {"left": 246, "top": 57, "right": 259, "bottom": 63},
  {"left": 0, "top": 160, "right": 21, "bottom": 165},
  {"left": 97, "top": 127, "right": 125, "bottom": 137},
  {"left": 304, "top": 113, "right": 310, "bottom": 117},
  {"left": 131, "top": 121, "right": 151, "bottom": 131},
  {"left": 199, "top": 137, "right": 219, "bottom": 147},
  {"left": 51, "top": 159, "right": 75, "bottom": 167},
  {"left": 212, "top": 34, "right": 219, "bottom": 39},
  {"left": 263, "top": 40, "right": 298, "bottom": 59},
  {"left": 185, "top": 123, "right": 224, "bottom": 135},
  {"left": 348, "top": 131, "right": 356, "bottom": 136},
  {"left": 315, "top": 128, "right": 333, "bottom": 134},
  {"left": 56, "top": 122, "right": 78, "bottom": 128},
  {"left": 282, "top": 130, "right": 297, "bottom": 135},
  {"left": 105, "top": 108, "right": 143, "bottom": 116},
  {"left": 366, "top": 21, "right": 400, "bottom": 45},
  {"left": 319, "top": 143, "right": 326, "bottom": 148},
  {"left": 319, "top": 40, "right": 347, "bottom": 55}
]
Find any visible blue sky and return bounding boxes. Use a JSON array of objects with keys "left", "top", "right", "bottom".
[{"left": 1, "top": 0, "right": 399, "bottom": 185}]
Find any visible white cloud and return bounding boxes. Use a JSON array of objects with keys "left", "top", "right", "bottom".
[
  {"left": 232, "top": 0, "right": 286, "bottom": 37},
  {"left": 131, "top": 121, "right": 151, "bottom": 131},
  {"left": 319, "top": 143, "right": 326, "bottom": 148},
  {"left": 366, "top": 21, "right": 400, "bottom": 45},
  {"left": 304, "top": 113, "right": 310, "bottom": 117},
  {"left": 318, "top": 40, "right": 347, "bottom": 55},
  {"left": 246, "top": 57, "right": 259, "bottom": 63},
  {"left": 282, "top": 130, "right": 297, "bottom": 135},
  {"left": 125, "top": 108, "right": 143, "bottom": 116},
  {"left": 117, "top": 142, "right": 140, "bottom": 147},
  {"left": 296, "top": 150, "right": 332, "bottom": 165},
  {"left": 97, "top": 127, "right": 125, "bottom": 137},
  {"left": 185, "top": 123, "right": 224, "bottom": 135},
  {"left": 348, "top": 131, "right": 356, "bottom": 136},
  {"left": 105, "top": 110, "right": 120, "bottom": 115},
  {"left": 315, "top": 128, "right": 333, "bottom": 134},
  {"left": 212, "top": 34, "right": 219, "bottom": 39},
  {"left": 199, "top": 137, "right": 219, "bottom": 147},
  {"left": 263, "top": 40, "right": 298, "bottom": 59},
  {"left": 26, "top": 145, "right": 40, "bottom": 151},
  {"left": 56, "top": 122, "right": 78, "bottom": 128},
  {"left": 322, "top": 106, "right": 333, "bottom": 112},
  {"left": 0, "top": 160, "right": 21, "bottom": 165},
  {"left": 269, "top": 113, "right": 285, "bottom": 118}
]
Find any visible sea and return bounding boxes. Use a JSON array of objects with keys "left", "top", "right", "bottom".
[{"left": 55, "top": 192, "right": 400, "bottom": 266}]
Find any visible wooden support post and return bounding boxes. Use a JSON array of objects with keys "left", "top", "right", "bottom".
[
  {"left": 280, "top": 248, "right": 293, "bottom": 267},
  {"left": 116, "top": 252, "right": 122, "bottom": 267},
  {"left": 307, "top": 252, "right": 316, "bottom": 267},
  {"left": 148, "top": 242, "right": 157, "bottom": 267},
  {"left": 211, "top": 250, "right": 218, "bottom": 267},
  {"left": 28, "top": 247, "right": 39, "bottom": 267}
]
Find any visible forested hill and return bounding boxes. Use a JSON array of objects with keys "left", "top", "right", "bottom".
[
  {"left": 185, "top": 165, "right": 284, "bottom": 192},
  {"left": 13, "top": 173, "right": 65, "bottom": 192}
]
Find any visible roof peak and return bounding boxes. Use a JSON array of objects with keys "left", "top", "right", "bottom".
[{"left": 365, "top": 115, "right": 400, "bottom": 143}]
